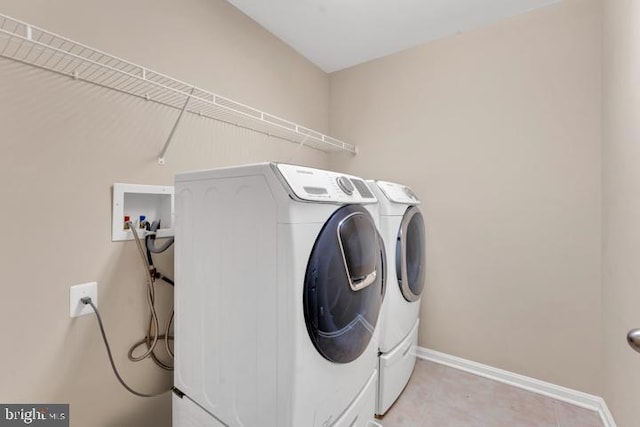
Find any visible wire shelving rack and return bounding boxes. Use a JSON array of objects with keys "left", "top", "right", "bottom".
[{"left": 0, "top": 12, "right": 357, "bottom": 163}]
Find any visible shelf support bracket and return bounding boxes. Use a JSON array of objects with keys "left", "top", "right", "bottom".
[{"left": 158, "top": 87, "right": 195, "bottom": 165}]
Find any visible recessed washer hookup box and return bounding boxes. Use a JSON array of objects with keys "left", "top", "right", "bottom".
[{"left": 112, "top": 183, "right": 174, "bottom": 242}]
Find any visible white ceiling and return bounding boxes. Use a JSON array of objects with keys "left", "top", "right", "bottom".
[{"left": 226, "top": 0, "right": 560, "bottom": 73}]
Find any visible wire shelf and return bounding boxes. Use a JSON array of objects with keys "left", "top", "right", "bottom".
[{"left": 0, "top": 12, "right": 357, "bottom": 161}]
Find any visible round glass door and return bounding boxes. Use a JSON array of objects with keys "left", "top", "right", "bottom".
[
  {"left": 396, "top": 206, "right": 425, "bottom": 302},
  {"left": 304, "top": 205, "right": 385, "bottom": 363}
]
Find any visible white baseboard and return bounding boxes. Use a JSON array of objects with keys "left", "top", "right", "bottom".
[{"left": 415, "top": 347, "right": 617, "bottom": 427}]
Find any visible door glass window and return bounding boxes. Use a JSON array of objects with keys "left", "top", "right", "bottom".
[
  {"left": 304, "top": 205, "right": 385, "bottom": 363},
  {"left": 396, "top": 207, "right": 425, "bottom": 302}
]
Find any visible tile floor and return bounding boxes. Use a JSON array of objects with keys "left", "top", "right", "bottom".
[{"left": 377, "top": 360, "right": 603, "bottom": 427}]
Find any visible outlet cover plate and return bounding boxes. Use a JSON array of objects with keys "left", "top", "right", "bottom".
[{"left": 70, "top": 282, "right": 98, "bottom": 318}]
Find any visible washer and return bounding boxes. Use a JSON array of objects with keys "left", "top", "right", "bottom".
[
  {"left": 173, "top": 163, "right": 386, "bottom": 427},
  {"left": 367, "top": 180, "right": 426, "bottom": 416}
]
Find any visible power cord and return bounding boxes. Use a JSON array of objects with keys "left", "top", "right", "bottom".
[{"left": 81, "top": 297, "right": 171, "bottom": 398}]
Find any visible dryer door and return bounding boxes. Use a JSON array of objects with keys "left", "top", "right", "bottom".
[
  {"left": 396, "top": 206, "right": 426, "bottom": 302},
  {"left": 304, "top": 205, "right": 385, "bottom": 364}
]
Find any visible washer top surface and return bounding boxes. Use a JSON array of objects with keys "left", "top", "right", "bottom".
[
  {"left": 373, "top": 180, "right": 420, "bottom": 205},
  {"left": 368, "top": 180, "right": 420, "bottom": 216}
]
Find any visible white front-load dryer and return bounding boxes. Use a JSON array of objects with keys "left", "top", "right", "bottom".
[
  {"left": 173, "top": 163, "right": 386, "bottom": 427},
  {"left": 367, "top": 180, "right": 426, "bottom": 416}
]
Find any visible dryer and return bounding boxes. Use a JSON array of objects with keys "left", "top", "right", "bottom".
[
  {"left": 173, "top": 163, "right": 386, "bottom": 427},
  {"left": 367, "top": 180, "right": 426, "bottom": 416}
]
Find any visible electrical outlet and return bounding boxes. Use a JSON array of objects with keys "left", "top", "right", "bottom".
[{"left": 70, "top": 282, "right": 98, "bottom": 318}]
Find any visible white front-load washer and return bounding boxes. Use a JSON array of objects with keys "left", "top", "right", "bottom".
[
  {"left": 367, "top": 180, "right": 426, "bottom": 416},
  {"left": 173, "top": 163, "right": 386, "bottom": 427}
]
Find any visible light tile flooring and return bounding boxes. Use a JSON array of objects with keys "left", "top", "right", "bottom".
[{"left": 377, "top": 360, "right": 603, "bottom": 427}]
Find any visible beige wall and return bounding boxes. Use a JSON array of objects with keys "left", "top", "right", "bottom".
[
  {"left": 602, "top": 1, "right": 640, "bottom": 426},
  {"left": 0, "top": 1, "right": 330, "bottom": 426},
  {"left": 330, "top": 0, "right": 603, "bottom": 394}
]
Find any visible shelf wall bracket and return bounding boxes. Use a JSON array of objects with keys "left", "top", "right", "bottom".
[{"left": 158, "top": 87, "right": 194, "bottom": 165}]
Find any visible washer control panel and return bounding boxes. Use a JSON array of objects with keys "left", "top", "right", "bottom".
[
  {"left": 275, "top": 163, "right": 377, "bottom": 203},
  {"left": 374, "top": 180, "right": 421, "bottom": 204}
]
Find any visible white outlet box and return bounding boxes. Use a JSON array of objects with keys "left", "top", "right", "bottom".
[{"left": 70, "top": 282, "right": 98, "bottom": 318}]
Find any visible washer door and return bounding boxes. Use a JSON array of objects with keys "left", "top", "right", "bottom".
[
  {"left": 396, "top": 206, "right": 426, "bottom": 302},
  {"left": 304, "top": 205, "right": 385, "bottom": 364}
]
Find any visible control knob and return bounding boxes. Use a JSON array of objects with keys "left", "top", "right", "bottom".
[{"left": 336, "top": 176, "right": 355, "bottom": 195}]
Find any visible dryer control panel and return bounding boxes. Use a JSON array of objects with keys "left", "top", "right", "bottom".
[
  {"left": 374, "top": 181, "right": 421, "bottom": 204},
  {"left": 275, "top": 163, "right": 377, "bottom": 203}
]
